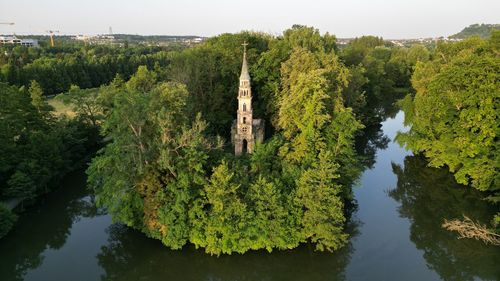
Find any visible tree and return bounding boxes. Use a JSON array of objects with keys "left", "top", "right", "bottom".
[
  {"left": 398, "top": 35, "right": 499, "bottom": 191},
  {"left": 28, "top": 80, "right": 53, "bottom": 116},
  {"left": 126, "top": 65, "right": 157, "bottom": 93},
  {"left": 57, "top": 85, "right": 102, "bottom": 127},
  {"left": 0, "top": 81, "right": 93, "bottom": 205},
  {"left": 193, "top": 161, "right": 250, "bottom": 255},
  {"left": 295, "top": 151, "right": 347, "bottom": 251},
  {"left": 245, "top": 176, "right": 299, "bottom": 251}
]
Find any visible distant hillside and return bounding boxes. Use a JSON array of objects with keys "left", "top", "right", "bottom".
[{"left": 449, "top": 23, "right": 500, "bottom": 39}]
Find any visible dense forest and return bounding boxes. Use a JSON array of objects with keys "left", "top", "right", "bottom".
[
  {"left": 1, "top": 25, "right": 498, "bottom": 252},
  {"left": 0, "top": 44, "right": 172, "bottom": 95}
]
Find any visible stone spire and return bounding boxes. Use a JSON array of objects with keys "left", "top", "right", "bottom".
[
  {"left": 232, "top": 41, "right": 265, "bottom": 155},
  {"left": 240, "top": 41, "right": 250, "bottom": 81}
]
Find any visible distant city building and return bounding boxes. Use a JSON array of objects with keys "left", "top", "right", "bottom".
[
  {"left": 0, "top": 36, "right": 38, "bottom": 47},
  {"left": 73, "top": 34, "right": 115, "bottom": 44}
]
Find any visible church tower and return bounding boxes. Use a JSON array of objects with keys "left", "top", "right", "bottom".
[
  {"left": 232, "top": 42, "right": 264, "bottom": 155},
  {"left": 234, "top": 42, "right": 254, "bottom": 155}
]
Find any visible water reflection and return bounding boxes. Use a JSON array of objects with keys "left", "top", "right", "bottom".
[
  {"left": 3, "top": 108, "right": 500, "bottom": 281},
  {"left": 355, "top": 91, "right": 402, "bottom": 170},
  {"left": 389, "top": 155, "right": 500, "bottom": 281},
  {"left": 355, "top": 123, "right": 390, "bottom": 169},
  {"left": 0, "top": 171, "right": 103, "bottom": 281},
  {"left": 97, "top": 222, "right": 358, "bottom": 281}
]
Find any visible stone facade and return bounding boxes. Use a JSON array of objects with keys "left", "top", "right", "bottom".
[{"left": 231, "top": 43, "right": 264, "bottom": 155}]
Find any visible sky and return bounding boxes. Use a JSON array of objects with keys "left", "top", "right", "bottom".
[{"left": 1, "top": 0, "right": 499, "bottom": 38}]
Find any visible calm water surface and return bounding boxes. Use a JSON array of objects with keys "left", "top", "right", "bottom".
[{"left": 1, "top": 112, "right": 499, "bottom": 281}]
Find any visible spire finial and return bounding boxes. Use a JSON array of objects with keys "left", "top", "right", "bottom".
[
  {"left": 240, "top": 41, "right": 250, "bottom": 81},
  {"left": 242, "top": 41, "right": 248, "bottom": 54}
]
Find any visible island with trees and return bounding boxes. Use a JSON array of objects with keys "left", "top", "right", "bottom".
[{"left": 1, "top": 25, "right": 498, "bottom": 254}]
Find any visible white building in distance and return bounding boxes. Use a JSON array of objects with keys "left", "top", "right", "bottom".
[{"left": 0, "top": 36, "right": 38, "bottom": 47}]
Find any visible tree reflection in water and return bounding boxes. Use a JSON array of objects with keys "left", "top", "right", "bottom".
[
  {"left": 389, "top": 155, "right": 500, "bottom": 281},
  {"left": 97, "top": 221, "right": 358, "bottom": 281},
  {"left": 0, "top": 171, "right": 103, "bottom": 281},
  {"left": 355, "top": 91, "right": 402, "bottom": 171}
]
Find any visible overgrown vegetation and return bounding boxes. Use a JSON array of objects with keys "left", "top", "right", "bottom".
[
  {"left": 85, "top": 26, "right": 424, "bottom": 254},
  {"left": 398, "top": 30, "right": 500, "bottom": 240},
  {"left": 7, "top": 24, "right": 492, "bottom": 252}
]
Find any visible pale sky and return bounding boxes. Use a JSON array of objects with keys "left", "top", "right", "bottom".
[{"left": 1, "top": 0, "right": 499, "bottom": 38}]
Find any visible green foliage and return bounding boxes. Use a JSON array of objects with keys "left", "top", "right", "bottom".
[
  {"left": 0, "top": 204, "right": 17, "bottom": 238},
  {"left": 253, "top": 25, "right": 342, "bottom": 128},
  {"left": 29, "top": 80, "right": 53, "bottom": 115},
  {"left": 57, "top": 85, "right": 103, "bottom": 126},
  {"left": 449, "top": 23, "right": 500, "bottom": 39},
  {"left": 246, "top": 176, "right": 299, "bottom": 251},
  {"left": 194, "top": 161, "right": 250, "bottom": 255},
  {"left": 397, "top": 36, "right": 499, "bottom": 192},
  {"left": 88, "top": 27, "right": 366, "bottom": 255},
  {"left": 0, "top": 44, "right": 172, "bottom": 95},
  {"left": 0, "top": 81, "right": 96, "bottom": 205},
  {"left": 166, "top": 32, "right": 270, "bottom": 136},
  {"left": 277, "top": 46, "right": 363, "bottom": 190},
  {"left": 341, "top": 36, "right": 385, "bottom": 66},
  {"left": 339, "top": 36, "right": 431, "bottom": 125},
  {"left": 295, "top": 151, "right": 347, "bottom": 251}
]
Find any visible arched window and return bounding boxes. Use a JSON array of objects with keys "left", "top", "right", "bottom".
[
  {"left": 242, "top": 139, "right": 248, "bottom": 154},
  {"left": 243, "top": 103, "right": 246, "bottom": 111},
  {"left": 243, "top": 117, "right": 246, "bottom": 124}
]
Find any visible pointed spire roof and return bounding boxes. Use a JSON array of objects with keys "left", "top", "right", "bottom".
[{"left": 240, "top": 41, "right": 250, "bottom": 81}]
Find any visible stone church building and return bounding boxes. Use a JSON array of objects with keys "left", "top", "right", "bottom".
[{"left": 231, "top": 43, "right": 264, "bottom": 155}]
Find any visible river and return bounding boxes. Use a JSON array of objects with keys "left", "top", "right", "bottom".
[{"left": 1, "top": 111, "right": 499, "bottom": 281}]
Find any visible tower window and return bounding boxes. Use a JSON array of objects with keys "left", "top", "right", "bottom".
[
  {"left": 243, "top": 103, "right": 246, "bottom": 111},
  {"left": 243, "top": 117, "right": 246, "bottom": 124}
]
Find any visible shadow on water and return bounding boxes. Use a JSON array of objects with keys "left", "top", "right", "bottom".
[
  {"left": 0, "top": 168, "right": 359, "bottom": 281},
  {"left": 97, "top": 222, "right": 359, "bottom": 281},
  {"left": 389, "top": 155, "right": 500, "bottom": 281},
  {"left": 0, "top": 170, "right": 104, "bottom": 281}
]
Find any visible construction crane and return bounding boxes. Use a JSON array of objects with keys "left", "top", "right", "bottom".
[{"left": 46, "top": 30, "right": 59, "bottom": 47}]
